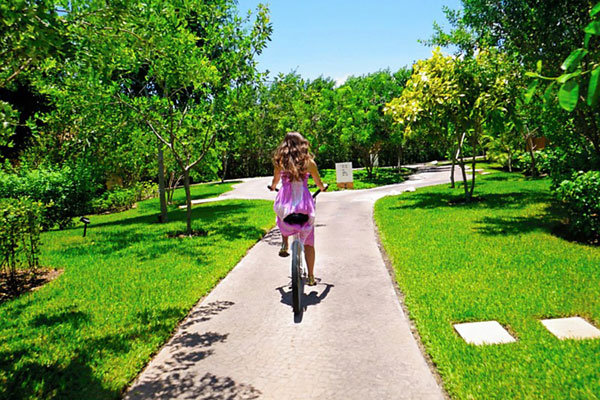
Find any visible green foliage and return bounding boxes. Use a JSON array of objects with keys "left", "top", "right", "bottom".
[
  {"left": 433, "top": 0, "right": 591, "bottom": 73},
  {"left": 386, "top": 47, "right": 519, "bottom": 199},
  {"left": 0, "top": 1, "right": 64, "bottom": 88},
  {"left": 0, "top": 0, "right": 67, "bottom": 147},
  {"left": 90, "top": 182, "right": 157, "bottom": 214},
  {"left": 539, "top": 144, "right": 600, "bottom": 188},
  {"left": 334, "top": 70, "right": 407, "bottom": 175},
  {"left": 528, "top": 3, "right": 600, "bottom": 112},
  {"left": 375, "top": 172, "right": 600, "bottom": 399},
  {"left": 0, "top": 197, "right": 43, "bottom": 294},
  {"left": 0, "top": 100, "right": 18, "bottom": 148},
  {"left": 556, "top": 170, "right": 600, "bottom": 241},
  {"left": 0, "top": 165, "right": 99, "bottom": 229}
]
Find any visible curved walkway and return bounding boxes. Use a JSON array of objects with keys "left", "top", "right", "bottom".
[{"left": 127, "top": 166, "right": 463, "bottom": 399}]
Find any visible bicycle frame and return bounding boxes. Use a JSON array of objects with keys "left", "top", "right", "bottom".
[{"left": 268, "top": 184, "right": 327, "bottom": 315}]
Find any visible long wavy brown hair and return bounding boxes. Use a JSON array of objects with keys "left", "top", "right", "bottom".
[{"left": 273, "top": 132, "right": 314, "bottom": 181}]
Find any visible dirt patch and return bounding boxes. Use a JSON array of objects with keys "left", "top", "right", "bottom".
[
  {"left": 166, "top": 229, "right": 208, "bottom": 239},
  {"left": 0, "top": 268, "right": 63, "bottom": 304}
]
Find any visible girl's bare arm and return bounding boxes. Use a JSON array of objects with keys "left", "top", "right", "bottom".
[
  {"left": 270, "top": 166, "right": 281, "bottom": 190},
  {"left": 307, "top": 160, "right": 327, "bottom": 191}
]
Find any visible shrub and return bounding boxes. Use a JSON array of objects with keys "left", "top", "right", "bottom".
[
  {"left": 91, "top": 181, "right": 157, "bottom": 213},
  {"left": 0, "top": 165, "right": 99, "bottom": 229},
  {"left": 556, "top": 171, "right": 600, "bottom": 241},
  {"left": 539, "top": 145, "right": 600, "bottom": 188},
  {"left": 0, "top": 198, "right": 43, "bottom": 294}
]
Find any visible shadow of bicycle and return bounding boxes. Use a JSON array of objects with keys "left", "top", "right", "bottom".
[{"left": 275, "top": 281, "right": 334, "bottom": 322}]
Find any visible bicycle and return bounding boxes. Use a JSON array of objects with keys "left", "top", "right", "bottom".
[{"left": 268, "top": 184, "right": 327, "bottom": 315}]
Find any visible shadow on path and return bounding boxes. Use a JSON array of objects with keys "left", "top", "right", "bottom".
[
  {"left": 127, "top": 300, "right": 261, "bottom": 400},
  {"left": 275, "top": 282, "right": 334, "bottom": 313},
  {"left": 127, "top": 371, "right": 262, "bottom": 400}
]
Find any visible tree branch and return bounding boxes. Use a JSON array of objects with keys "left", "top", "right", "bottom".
[{"left": 1, "top": 58, "right": 33, "bottom": 88}]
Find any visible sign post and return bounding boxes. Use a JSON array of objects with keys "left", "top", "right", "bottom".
[{"left": 335, "top": 162, "right": 354, "bottom": 189}]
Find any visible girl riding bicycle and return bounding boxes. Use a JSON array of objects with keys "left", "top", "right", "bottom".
[{"left": 269, "top": 132, "right": 327, "bottom": 286}]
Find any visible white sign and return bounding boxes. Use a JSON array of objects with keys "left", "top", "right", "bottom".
[{"left": 335, "top": 162, "right": 353, "bottom": 183}]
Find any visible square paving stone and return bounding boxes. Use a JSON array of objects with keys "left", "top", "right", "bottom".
[
  {"left": 540, "top": 317, "right": 600, "bottom": 340},
  {"left": 454, "top": 321, "right": 516, "bottom": 345}
]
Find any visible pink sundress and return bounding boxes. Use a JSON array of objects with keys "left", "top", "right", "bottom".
[{"left": 273, "top": 172, "right": 315, "bottom": 246}]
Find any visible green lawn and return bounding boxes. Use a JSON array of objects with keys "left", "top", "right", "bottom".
[
  {"left": 0, "top": 182, "right": 275, "bottom": 400},
  {"left": 374, "top": 172, "right": 600, "bottom": 399},
  {"left": 308, "top": 167, "right": 413, "bottom": 191}
]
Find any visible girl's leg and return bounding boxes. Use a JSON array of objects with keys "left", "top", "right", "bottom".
[
  {"left": 279, "top": 235, "right": 289, "bottom": 257},
  {"left": 304, "top": 227, "right": 316, "bottom": 280},
  {"left": 304, "top": 245, "right": 315, "bottom": 277}
]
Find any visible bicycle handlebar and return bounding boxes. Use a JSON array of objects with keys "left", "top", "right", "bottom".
[
  {"left": 311, "top": 184, "right": 329, "bottom": 199},
  {"left": 267, "top": 184, "right": 329, "bottom": 199}
]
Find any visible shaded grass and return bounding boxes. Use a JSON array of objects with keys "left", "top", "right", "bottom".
[
  {"left": 374, "top": 172, "right": 600, "bottom": 399},
  {"left": 307, "top": 167, "right": 412, "bottom": 191},
  {"left": 0, "top": 182, "right": 274, "bottom": 400}
]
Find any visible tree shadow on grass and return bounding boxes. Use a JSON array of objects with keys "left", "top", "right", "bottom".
[
  {"left": 0, "top": 301, "right": 237, "bottom": 399},
  {"left": 475, "top": 200, "right": 567, "bottom": 238},
  {"left": 88, "top": 201, "right": 258, "bottom": 230},
  {"left": 30, "top": 309, "right": 90, "bottom": 329},
  {"left": 0, "top": 357, "right": 116, "bottom": 400},
  {"left": 390, "top": 190, "right": 553, "bottom": 211},
  {"left": 475, "top": 215, "right": 559, "bottom": 235},
  {"left": 0, "top": 241, "right": 242, "bottom": 400},
  {"left": 57, "top": 202, "right": 268, "bottom": 260}
]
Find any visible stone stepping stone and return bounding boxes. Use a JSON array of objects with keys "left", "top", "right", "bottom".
[
  {"left": 540, "top": 317, "right": 600, "bottom": 340},
  {"left": 454, "top": 321, "right": 516, "bottom": 345}
]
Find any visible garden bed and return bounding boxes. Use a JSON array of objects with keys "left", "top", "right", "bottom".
[{"left": 0, "top": 268, "right": 63, "bottom": 304}]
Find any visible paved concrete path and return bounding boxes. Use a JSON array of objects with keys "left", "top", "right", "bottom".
[{"left": 127, "top": 166, "right": 462, "bottom": 400}]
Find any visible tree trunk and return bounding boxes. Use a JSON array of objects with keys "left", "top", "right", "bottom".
[
  {"left": 157, "top": 141, "right": 168, "bottom": 223},
  {"left": 456, "top": 131, "right": 470, "bottom": 202},
  {"left": 470, "top": 153, "right": 477, "bottom": 198},
  {"left": 450, "top": 157, "right": 456, "bottom": 188},
  {"left": 469, "top": 130, "right": 478, "bottom": 198},
  {"left": 221, "top": 152, "right": 228, "bottom": 183},
  {"left": 452, "top": 131, "right": 467, "bottom": 189},
  {"left": 458, "top": 156, "right": 469, "bottom": 201},
  {"left": 364, "top": 149, "right": 374, "bottom": 179},
  {"left": 525, "top": 129, "right": 538, "bottom": 176},
  {"left": 397, "top": 143, "right": 404, "bottom": 169},
  {"left": 183, "top": 169, "right": 193, "bottom": 236}
]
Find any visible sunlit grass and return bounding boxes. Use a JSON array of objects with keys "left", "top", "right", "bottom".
[
  {"left": 375, "top": 172, "right": 600, "bottom": 399},
  {"left": 0, "top": 182, "right": 275, "bottom": 399}
]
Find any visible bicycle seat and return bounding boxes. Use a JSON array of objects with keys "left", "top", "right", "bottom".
[{"left": 283, "top": 213, "right": 309, "bottom": 225}]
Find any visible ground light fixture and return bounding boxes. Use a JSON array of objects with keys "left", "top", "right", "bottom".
[{"left": 80, "top": 216, "right": 90, "bottom": 237}]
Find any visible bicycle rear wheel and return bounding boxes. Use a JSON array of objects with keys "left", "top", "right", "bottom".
[{"left": 291, "top": 239, "right": 302, "bottom": 314}]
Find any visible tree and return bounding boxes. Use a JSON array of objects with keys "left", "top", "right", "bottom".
[
  {"left": 386, "top": 48, "right": 517, "bottom": 201},
  {"left": 0, "top": 1, "right": 69, "bottom": 153},
  {"left": 37, "top": 0, "right": 271, "bottom": 235},
  {"left": 432, "top": 0, "right": 600, "bottom": 161},
  {"left": 335, "top": 70, "right": 404, "bottom": 177}
]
